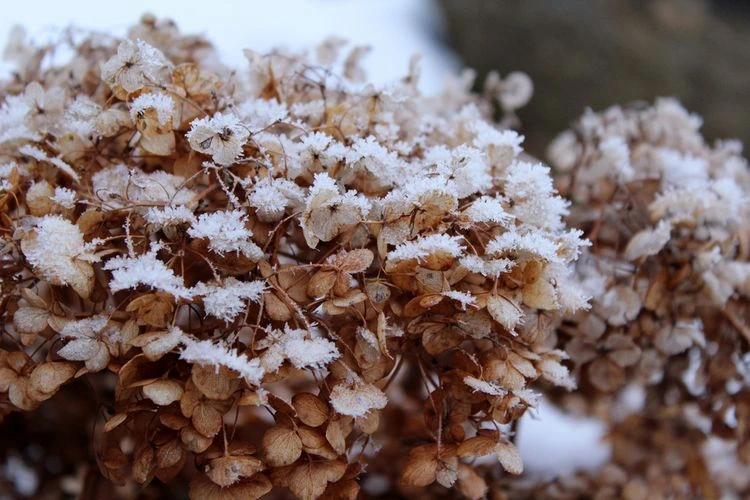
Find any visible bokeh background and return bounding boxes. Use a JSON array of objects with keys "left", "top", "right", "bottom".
[
  {"left": 440, "top": 0, "right": 750, "bottom": 154},
  {"left": 2, "top": 0, "right": 748, "bottom": 153}
]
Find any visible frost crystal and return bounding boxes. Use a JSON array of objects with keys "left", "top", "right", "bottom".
[
  {"left": 486, "top": 230, "right": 560, "bottom": 262},
  {"left": 144, "top": 205, "right": 196, "bottom": 227},
  {"left": 20, "top": 216, "right": 99, "bottom": 297},
  {"left": 186, "top": 112, "right": 249, "bottom": 165},
  {"left": 442, "top": 290, "right": 477, "bottom": 310},
  {"left": 257, "top": 326, "right": 340, "bottom": 373},
  {"left": 463, "top": 376, "right": 506, "bottom": 396},
  {"left": 130, "top": 93, "right": 175, "bottom": 125},
  {"left": 50, "top": 187, "right": 76, "bottom": 209},
  {"left": 329, "top": 381, "right": 387, "bottom": 417},
  {"left": 387, "top": 234, "right": 465, "bottom": 263},
  {"left": 248, "top": 177, "right": 305, "bottom": 222},
  {"left": 104, "top": 245, "right": 193, "bottom": 299},
  {"left": 188, "top": 210, "right": 264, "bottom": 260},
  {"left": 462, "top": 196, "right": 513, "bottom": 226},
  {"left": 180, "top": 335, "right": 265, "bottom": 386},
  {"left": 193, "top": 278, "right": 265, "bottom": 323}
]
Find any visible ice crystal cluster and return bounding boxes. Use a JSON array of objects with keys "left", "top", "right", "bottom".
[{"left": 0, "top": 14, "right": 748, "bottom": 500}]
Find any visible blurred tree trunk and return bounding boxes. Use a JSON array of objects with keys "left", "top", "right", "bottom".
[{"left": 440, "top": 0, "right": 750, "bottom": 154}]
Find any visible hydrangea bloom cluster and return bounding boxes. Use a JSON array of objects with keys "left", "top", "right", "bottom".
[
  {"left": 0, "top": 15, "right": 585, "bottom": 499},
  {"left": 545, "top": 99, "right": 750, "bottom": 498}
]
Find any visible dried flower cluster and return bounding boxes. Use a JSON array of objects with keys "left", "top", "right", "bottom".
[
  {"left": 0, "top": 15, "right": 584, "bottom": 500},
  {"left": 1, "top": 14, "right": 749, "bottom": 500},
  {"left": 543, "top": 99, "right": 750, "bottom": 498}
]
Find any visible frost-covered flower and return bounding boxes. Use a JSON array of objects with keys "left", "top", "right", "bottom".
[
  {"left": 463, "top": 376, "right": 506, "bottom": 396},
  {"left": 237, "top": 98, "right": 289, "bottom": 130},
  {"left": 57, "top": 315, "right": 132, "bottom": 372},
  {"left": 247, "top": 177, "right": 305, "bottom": 222},
  {"left": 442, "top": 290, "right": 477, "bottom": 310},
  {"left": 461, "top": 196, "right": 513, "bottom": 226},
  {"left": 92, "top": 164, "right": 195, "bottom": 208},
  {"left": 49, "top": 187, "right": 77, "bottom": 209},
  {"left": 144, "top": 205, "right": 196, "bottom": 227},
  {"left": 21, "top": 82, "right": 65, "bottom": 132},
  {"left": 0, "top": 94, "right": 39, "bottom": 145},
  {"left": 301, "top": 173, "right": 371, "bottom": 248},
  {"left": 129, "top": 93, "right": 175, "bottom": 126},
  {"left": 186, "top": 112, "right": 249, "bottom": 165},
  {"left": 623, "top": 220, "right": 672, "bottom": 261},
  {"left": 0, "top": 17, "right": 634, "bottom": 498},
  {"left": 387, "top": 234, "right": 465, "bottom": 264},
  {"left": 100, "top": 39, "right": 171, "bottom": 97},
  {"left": 486, "top": 229, "right": 560, "bottom": 263},
  {"left": 20, "top": 216, "right": 99, "bottom": 299}
]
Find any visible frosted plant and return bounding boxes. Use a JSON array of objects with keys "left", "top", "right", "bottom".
[
  {"left": 192, "top": 278, "right": 265, "bottom": 322},
  {"left": 100, "top": 38, "right": 172, "bottom": 98},
  {"left": 255, "top": 325, "right": 340, "bottom": 373},
  {"left": 179, "top": 334, "right": 265, "bottom": 386},
  {"left": 186, "top": 112, "right": 250, "bottom": 165},
  {"left": 547, "top": 99, "right": 750, "bottom": 498},
  {"left": 187, "top": 209, "right": 264, "bottom": 260},
  {"left": 50, "top": 187, "right": 77, "bottom": 209},
  {"left": 129, "top": 93, "right": 175, "bottom": 126},
  {"left": 104, "top": 244, "right": 194, "bottom": 299},
  {"left": 18, "top": 215, "right": 100, "bottom": 298},
  {"left": 0, "top": 13, "right": 636, "bottom": 500},
  {"left": 329, "top": 381, "right": 387, "bottom": 417}
]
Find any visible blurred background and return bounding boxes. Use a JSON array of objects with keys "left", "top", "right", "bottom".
[
  {"left": 0, "top": 0, "right": 750, "bottom": 156},
  {"left": 440, "top": 0, "right": 750, "bottom": 153},
  {"left": 0, "top": 0, "right": 747, "bottom": 495},
  {"left": 3, "top": 0, "right": 748, "bottom": 156}
]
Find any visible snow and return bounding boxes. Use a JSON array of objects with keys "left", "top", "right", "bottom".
[
  {"left": 104, "top": 244, "right": 193, "bottom": 299},
  {"left": 387, "top": 233, "right": 465, "bottom": 263},
  {"left": 179, "top": 334, "right": 265, "bottom": 385},
  {"left": 329, "top": 381, "right": 387, "bottom": 417},
  {"left": 193, "top": 278, "right": 265, "bottom": 323},
  {"left": 50, "top": 186, "right": 77, "bottom": 208},
  {"left": 187, "top": 210, "right": 263, "bottom": 260},
  {"left": 130, "top": 93, "right": 175, "bottom": 125},
  {"left": 516, "top": 399, "right": 611, "bottom": 478}
]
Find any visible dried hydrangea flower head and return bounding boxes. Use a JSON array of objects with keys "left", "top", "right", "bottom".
[
  {"left": 0, "top": 14, "right": 588, "bottom": 500},
  {"left": 548, "top": 99, "right": 750, "bottom": 498}
]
